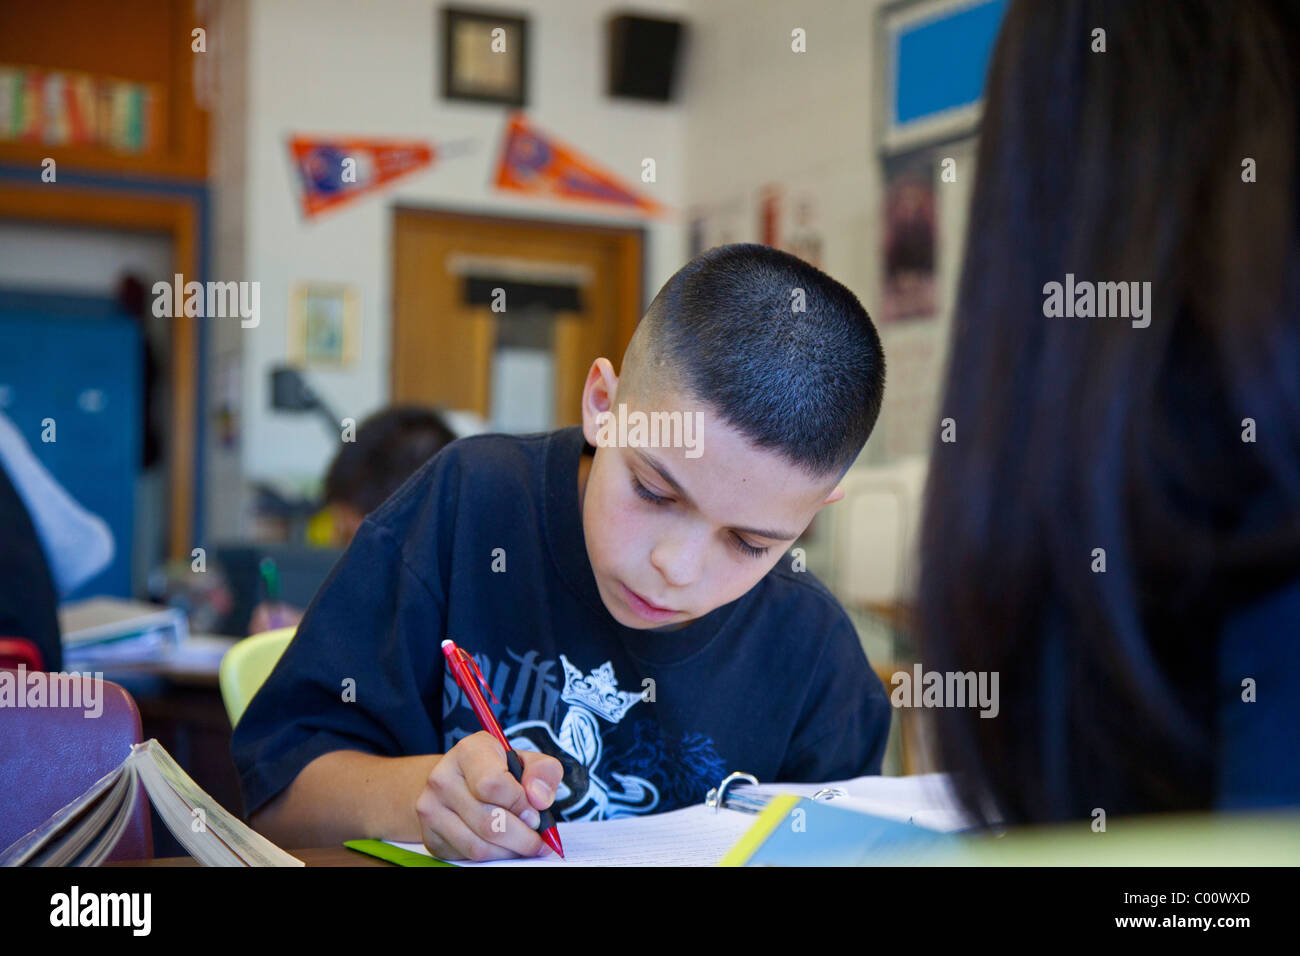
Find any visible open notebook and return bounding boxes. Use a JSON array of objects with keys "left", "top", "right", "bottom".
[{"left": 372, "top": 772, "right": 971, "bottom": 867}]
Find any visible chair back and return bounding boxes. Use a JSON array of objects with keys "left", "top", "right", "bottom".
[
  {"left": 219, "top": 626, "right": 297, "bottom": 728},
  {"left": 0, "top": 669, "right": 152, "bottom": 862}
]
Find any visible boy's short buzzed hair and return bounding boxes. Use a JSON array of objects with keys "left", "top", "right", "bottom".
[{"left": 620, "top": 243, "right": 885, "bottom": 479}]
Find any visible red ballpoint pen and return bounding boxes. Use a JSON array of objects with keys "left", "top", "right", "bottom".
[{"left": 441, "top": 639, "right": 565, "bottom": 859}]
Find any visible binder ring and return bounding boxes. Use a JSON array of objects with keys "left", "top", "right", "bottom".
[
  {"left": 706, "top": 771, "right": 759, "bottom": 812},
  {"left": 811, "top": 787, "right": 848, "bottom": 802}
]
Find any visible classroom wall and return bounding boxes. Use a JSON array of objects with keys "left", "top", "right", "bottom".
[
  {"left": 211, "top": 0, "right": 689, "bottom": 530},
  {"left": 206, "top": 0, "right": 979, "bottom": 540},
  {"left": 681, "top": 0, "right": 977, "bottom": 466},
  {"left": 676, "top": 0, "right": 984, "bottom": 642}
]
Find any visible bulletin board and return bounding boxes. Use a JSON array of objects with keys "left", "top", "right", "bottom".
[{"left": 877, "top": 0, "right": 1007, "bottom": 156}]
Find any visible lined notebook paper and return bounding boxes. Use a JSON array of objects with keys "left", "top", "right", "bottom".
[{"left": 387, "top": 804, "right": 758, "bottom": 867}]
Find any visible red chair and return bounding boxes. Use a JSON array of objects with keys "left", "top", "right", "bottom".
[
  {"left": 0, "top": 637, "right": 43, "bottom": 671},
  {"left": 0, "top": 668, "right": 153, "bottom": 862}
]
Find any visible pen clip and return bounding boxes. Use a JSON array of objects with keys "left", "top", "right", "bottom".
[{"left": 455, "top": 647, "right": 500, "bottom": 707}]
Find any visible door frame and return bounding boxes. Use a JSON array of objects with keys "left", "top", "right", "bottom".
[{"left": 0, "top": 176, "right": 207, "bottom": 562}]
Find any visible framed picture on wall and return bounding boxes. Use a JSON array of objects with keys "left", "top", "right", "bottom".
[
  {"left": 876, "top": 0, "right": 1007, "bottom": 155},
  {"left": 440, "top": 6, "right": 529, "bottom": 106},
  {"left": 880, "top": 153, "right": 937, "bottom": 322},
  {"left": 289, "top": 282, "right": 360, "bottom": 367}
]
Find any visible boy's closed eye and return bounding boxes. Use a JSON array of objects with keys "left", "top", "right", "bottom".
[{"left": 629, "top": 475, "right": 771, "bottom": 558}]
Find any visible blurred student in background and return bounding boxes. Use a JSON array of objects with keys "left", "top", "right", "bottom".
[
  {"left": 248, "top": 406, "right": 456, "bottom": 634},
  {"left": 321, "top": 406, "right": 458, "bottom": 546},
  {"left": 918, "top": 0, "right": 1300, "bottom": 823}
]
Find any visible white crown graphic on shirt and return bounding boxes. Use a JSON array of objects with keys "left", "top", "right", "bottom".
[{"left": 558, "top": 654, "right": 642, "bottom": 723}]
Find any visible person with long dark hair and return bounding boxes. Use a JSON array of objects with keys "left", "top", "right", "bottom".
[{"left": 917, "top": 0, "right": 1300, "bottom": 824}]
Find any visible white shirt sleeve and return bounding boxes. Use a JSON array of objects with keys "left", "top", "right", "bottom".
[{"left": 0, "top": 411, "right": 115, "bottom": 597}]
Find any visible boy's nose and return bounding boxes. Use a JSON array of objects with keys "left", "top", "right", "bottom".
[{"left": 649, "top": 533, "right": 706, "bottom": 589}]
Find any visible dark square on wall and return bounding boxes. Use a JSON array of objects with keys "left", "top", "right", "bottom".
[
  {"left": 608, "top": 13, "right": 684, "bottom": 103},
  {"left": 440, "top": 6, "right": 529, "bottom": 106}
]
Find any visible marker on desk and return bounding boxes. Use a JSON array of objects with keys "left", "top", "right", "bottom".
[
  {"left": 441, "top": 639, "right": 565, "bottom": 859},
  {"left": 259, "top": 557, "right": 288, "bottom": 629}
]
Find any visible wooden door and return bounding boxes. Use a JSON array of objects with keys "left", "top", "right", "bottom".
[{"left": 391, "top": 207, "right": 644, "bottom": 427}]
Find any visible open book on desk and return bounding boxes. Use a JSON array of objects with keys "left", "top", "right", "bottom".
[
  {"left": 1, "top": 739, "right": 302, "bottom": 867},
  {"left": 347, "top": 772, "right": 974, "bottom": 867}
]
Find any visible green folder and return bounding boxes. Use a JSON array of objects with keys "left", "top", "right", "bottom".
[{"left": 343, "top": 839, "right": 458, "bottom": 867}]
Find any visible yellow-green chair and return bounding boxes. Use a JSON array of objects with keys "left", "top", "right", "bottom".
[{"left": 219, "top": 627, "right": 296, "bottom": 728}]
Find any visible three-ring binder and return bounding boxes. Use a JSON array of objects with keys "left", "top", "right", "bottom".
[{"left": 705, "top": 771, "right": 850, "bottom": 815}]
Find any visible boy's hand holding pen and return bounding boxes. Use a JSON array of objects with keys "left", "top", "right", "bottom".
[{"left": 414, "top": 640, "right": 566, "bottom": 862}]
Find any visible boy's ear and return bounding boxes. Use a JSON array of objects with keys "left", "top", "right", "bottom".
[
  {"left": 822, "top": 485, "right": 846, "bottom": 506},
  {"left": 580, "top": 357, "right": 619, "bottom": 446}
]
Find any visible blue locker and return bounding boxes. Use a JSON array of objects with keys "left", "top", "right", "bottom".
[{"left": 0, "top": 291, "right": 141, "bottom": 598}]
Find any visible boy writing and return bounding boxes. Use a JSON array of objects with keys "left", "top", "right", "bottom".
[{"left": 232, "top": 243, "right": 890, "bottom": 860}]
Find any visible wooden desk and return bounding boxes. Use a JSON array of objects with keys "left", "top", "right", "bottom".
[{"left": 106, "top": 846, "right": 399, "bottom": 867}]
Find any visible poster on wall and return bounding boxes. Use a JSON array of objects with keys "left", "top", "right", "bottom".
[
  {"left": 289, "top": 282, "right": 360, "bottom": 366},
  {"left": 880, "top": 154, "right": 937, "bottom": 322},
  {"left": 755, "top": 181, "right": 824, "bottom": 268},
  {"left": 783, "top": 187, "right": 824, "bottom": 268},
  {"left": 289, "top": 136, "right": 435, "bottom": 218},
  {"left": 493, "top": 113, "right": 663, "bottom": 216},
  {"left": 879, "top": 334, "right": 941, "bottom": 459},
  {"left": 693, "top": 176, "right": 832, "bottom": 263}
]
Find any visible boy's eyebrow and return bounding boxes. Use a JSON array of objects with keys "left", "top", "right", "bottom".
[{"left": 633, "top": 450, "right": 802, "bottom": 541}]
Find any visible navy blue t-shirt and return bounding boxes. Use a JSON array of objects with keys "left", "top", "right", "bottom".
[{"left": 232, "top": 425, "right": 891, "bottom": 822}]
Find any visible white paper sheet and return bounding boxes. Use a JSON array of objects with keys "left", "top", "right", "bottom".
[{"left": 387, "top": 804, "right": 757, "bottom": 867}]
